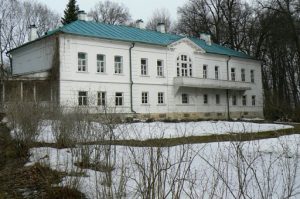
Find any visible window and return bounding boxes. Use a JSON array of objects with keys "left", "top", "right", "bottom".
[
  {"left": 141, "top": 58, "right": 148, "bottom": 76},
  {"left": 252, "top": 95, "right": 256, "bottom": 106},
  {"left": 78, "top": 52, "right": 87, "bottom": 72},
  {"left": 182, "top": 93, "right": 189, "bottom": 104},
  {"left": 177, "top": 55, "right": 192, "bottom": 77},
  {"left": 216, "top": 94, "right": 220, "bottom": 104},
  {"left": 232, "top": 95, "right": 237, "bottom": 106},
  {"left": 97, "top": 91, "right": 106, "bottom": 106},
  {"left": 158, "top": 92, "right": 164, "bottom": 104},
  {"left": 242, "top": 95, "right": 247, "bottom": 106},
  {"left": 97, "top": 54, "right": 105, "bottom": 73},
  {"left": 204, "top": 94, "right": 208, "bottom": 104},
  {"left": 241, "top": 69, "right": 245, "bottom": 82},
  {"left": 215, "top": 66, "right": 219, "bottom": 79},
  {"left": 115, "top": 92, "right": 123, "bottom": 106},
  {"left": 250, "top": 70, "right": 255, "bottom": 83},
  {"left": 142, "top": 92, "right": 148, "bottom": 104},
  {"left": 203, "top": 65, "right": 207, "bottom": 79},
  {"left": 114, "top": 56, "right": 123, "bottom": 74},
  {"left": 231, "top": 68, "right": 235, "bottom": 81},
  {"left": 157, "top": 60, "right": 164, "bottom": 77},
  {"left": 78, "top": 91, "right": 87, "bottom": 106}
]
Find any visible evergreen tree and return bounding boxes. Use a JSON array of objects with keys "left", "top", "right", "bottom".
[{"left": 61, "top": 0, "right": 79, "bottom": 25}]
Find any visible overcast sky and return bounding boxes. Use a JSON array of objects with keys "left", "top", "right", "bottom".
[{"left": 34, "top": 0, "right": 187, "bottom": 23}]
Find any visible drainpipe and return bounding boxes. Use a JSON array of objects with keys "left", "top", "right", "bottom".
[
  {"left": 129, "top": 43, "right": 136, "bottom": 113},
  {"left": 226, "top": 56, "right": 231, "bottom": 120}
]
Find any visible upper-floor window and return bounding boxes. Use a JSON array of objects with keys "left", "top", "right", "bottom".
[
  {"left": 216, "top": 94, "right": 220, "bottom": 104},
  {"left": 204, "top": 94, "right": 208, "bottom": 104},
  {"left": 231, "top": 68, "right": 236, "bottom": 81},
  {"left": 142, "top": 92, "right": 149, "bottom": 104},
  {"left": 78, "top": 52, "right": 87, "bottom": 72},
  {"left": 232, "top": 95, "right": 237, "bottom": 106},
  {"left": 242, "top": 95, "right": 247, "bottom": 106},
  {"left": 241, "top": 69, "right": 245, "bottom": 82},
  {"left": 215, "top": 66, "right": 219, "bottom": 79},
  {"left": 115, "top": 92, "right": 123, "bottom": 106},
  {"left": 177, "top": 55, "right": 192, "bottom": 77},
  {"left": 252, "top": 95, "right": 256, "bottom": 106},
  {"left": 97, "top": 54, "right": 105, "bottom": 73},
  {"left": 114, "top": 56, "right": 123, "bottom": 74},
  {"left": 78, "top": 91, "right": 88, "bottom": 106},
  {"left": 182, "top": 93, "right": 189, "bottom": 104},
  {"left": 97, "top": 91, "right": 106, "bottom": 106},
  {"left": 157, "top": 60, "right": 164, "bottom": 77},
  {"left": 141, "top": 58, "right": 148, "bottom": 76},
  {"left": 203, "top": 65, "right": 208, "bottom": 79},
  {"left": 158, "top": 92, "right": 164, "bottom": 104},
  {"left": 250, "top": 70, "right": 255, "bottom": 83}
]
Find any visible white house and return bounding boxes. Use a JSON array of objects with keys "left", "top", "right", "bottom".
[{"left": 6, "top": 13, "right": 263, "bottom": 120}]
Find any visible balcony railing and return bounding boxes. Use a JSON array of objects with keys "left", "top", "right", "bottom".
[{"left": 174, "top": 77, "right": 252, "bottom": 91}]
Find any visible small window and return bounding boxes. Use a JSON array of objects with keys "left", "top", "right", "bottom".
[
  {"left": 203, "top": 65, "right": 207, "bottom": 79},
  {"left": 204, "top": 94, "right": 208, "bottom": 104},
  {"left": 141, "top": 58, "right": 148, "bottom": 76},
  {"left": 78, "top": 52, "right": 87, "bottom": 72},
  {"left": 158, "top": 92, "right": 164, "bottom": 104},
  {"left": 114, "top": 56, "right": 123, "bottom": 74},
  {"left": 115, "top": 92, "right": 123, "bottom": 106},
  {"left": 250, "top": 70, "right": 255, "bottom": 83},
  {"left": 242, "top": 95, "right": 247, "bottom": 106},
  {"left": 97, "top": 54, "right": 105, "bottom": 73},
  {"left": 231, "top": 68, "right": 235, "bottom": 81},
  {"left": 182, "top": 93, "right": 189, "bottom": 104},
  {"left": 216, "top": 94, "right": 220, "bottom": 104},
  {"left": 215, "top": 66, "right": 219, "bottom": 80},
  {"left": 142, "top": 92, "right": 148, "bottom": 104},
  {"left": 252, "top": 95, "right": 256, "bottom": 106},
  {"left": 157, "top": 60, "right": 164, "bottom": 77},
  {"left": 97, "top": 91, "right": 106, "bottom": 106},
  {"left": 232, "top": 95, "right": 237, "bottom": 106},
  {"left": 78, "top": 91, "right": 88, "bottom": 106},
  {"left": 241, "top": 69, "right": 245, "bottom": 82}
]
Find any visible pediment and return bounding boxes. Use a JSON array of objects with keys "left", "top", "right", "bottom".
[{"left": 168, "top": 37, "right": 206, "bottom": 54}]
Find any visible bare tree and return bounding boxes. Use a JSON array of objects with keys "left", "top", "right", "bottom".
[
  {"left": 146, "top": 8, "right": 172, "bottom": 33},
  {"left": 88, "top": 0, "right": 131, "bottom": 25}
]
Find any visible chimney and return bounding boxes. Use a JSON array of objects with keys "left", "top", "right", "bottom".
[
  {"left": 156, "top": 22, "right": 166, "bottom": 33},
  {"left": 29, "top": 24, "right": 38, "bottom": 42},
  {"left": 136, "top": 19, "right": 144, "bottom": 29},
  {"left": 200, "top": 33, "right": 212, "bottom": 46},
  {"left": 78, "top": 10, "right": 87, "bottom": 21}
]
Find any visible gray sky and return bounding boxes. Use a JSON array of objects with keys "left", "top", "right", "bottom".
[{"left": 36, "top": 0, "right": 187, "bottom": 23}]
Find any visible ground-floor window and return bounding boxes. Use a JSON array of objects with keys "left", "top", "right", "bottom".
[
  {"left": 204, "top": 94, "right": 208, "bottom": 104},
  {"left": 182, "top": 93, "right": 189, "bottom": 104},
  {"left": 252, "top": 95, "right": 256, "bottom": 106},
  {"left": 158, "top": 92, "right": 164, "bottom": 104},
  {"left": 97, "top": 91, "right": 106, "bottom": 106},
  {"left": 216, "top": 94, "right": 220, "bottom": 104},
  {"left": 142, "top": 92, "right": 149, "bottom": 104},
  {"left": 232, "top": 95, "right": 237, "bottom": 106},
  {"left": 115, "top": 92, "right": 123, "bottom": 106},
  {"left": 78, "top": 91, "right": 88, "bottom": 106},
  {"left": 242, "top": 95, "right": 247, "bottom": 106}
]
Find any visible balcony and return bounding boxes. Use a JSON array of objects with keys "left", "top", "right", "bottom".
[{"left": 174, "top": 77, "right": 252, "bottom": 91}]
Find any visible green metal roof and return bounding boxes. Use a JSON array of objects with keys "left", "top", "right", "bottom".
[{"left": 11, "top": 20, "right": 254, "bottom": 60}]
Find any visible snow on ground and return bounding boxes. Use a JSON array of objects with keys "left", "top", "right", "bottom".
[
  {"left": 35, "top": 121, "right": 293, "bottom": 143},
  {"left": 26, "top": 134, "right": 300, "bottom": 199}
]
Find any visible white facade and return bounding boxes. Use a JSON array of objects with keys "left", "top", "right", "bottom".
[{"left": 10, "top": 31, "right": 263, "bottom": 119}]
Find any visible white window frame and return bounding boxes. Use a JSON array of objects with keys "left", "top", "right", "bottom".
[
  {"left": 158, "top": 92, "right": 164, "bottom": 104},
  {"left": 157, "top": 60, "right": 164, "bottom": 77},
  {"left": 177, "top": 55, "right": 192, "bottom": 77},
  {"left": 115, "top": 92, "right": 123, "bottom": 106},
  {"left": 141, "top": 58, "right": 148, "bottom": 76},
  {"left": 142, "top": 92, "right": 149, "bottom": 104},
  {"left": 78, "top": 52, "right": 87, "bottom": 72},
  {"left": 232, "top": 95, "right": 237, "bottom": 106},
  {"left": 203, "top": 65, "right": 208, "bottom": 79},
  {"left": 182, "top": 93, "right": 189, "bottom": 104},
  {"left": 231, "top": 68, "right": 236, "bottom": 81},
  {"left": 252, "top": 95, "right": 256, "bottom": 106},
  {"left": 78, "top": 91, "right": 88, "bottom": 106},
  {"left": 250, "top": 70, "right": 255, "bottom": 83},
  {"left": 97, "top": 54, "right": 106, "bottom": 73},
  {"left": 215, "top": 66, "right": 219, "bottom": 80},
  {"left": 241, "top": 68, "right": 245, "bottom": 82},
  {"left": 242, "top": 95, "right": 247, "bottom": 106},
  {"left": 204, "top": 94, "right": 208, "bottom": 104},
  {"left": 114, "top": 56, "right": 123, "bottom": 74},
  {"left": 97, "top": 91, "right": 106, "bottom": 106}
]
